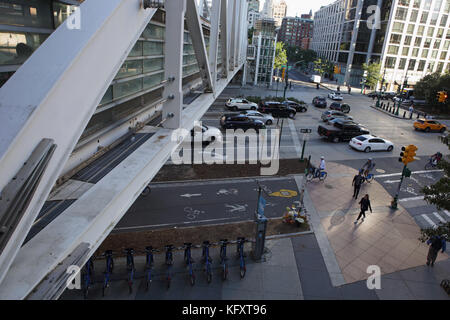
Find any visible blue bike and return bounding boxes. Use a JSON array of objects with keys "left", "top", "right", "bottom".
[
  {"left": 219, "top": 239, "right": 229, "bottom": 281},
  {"left": 183, "top": 243, "right": 196, "bottom": 286},
  {"left": 236, "top": 237, "right": 247, "bottom": 279},
  {"left": 125, "top": 248, "right": 135, "bottom": 294},
  {"left": 102, "top": 250, "right": 114, "bottom": 297},
  {"left": 165, "top": 245, "right": 175, "bottom": 289},
  {"left": 83, "top": 258, "right": 94, "bottom": 299},
  {"left": 202, "top": 241, "right": 212, "bottom": 283},
  {"left": 306, "top": 167, "right": 327, "bottom": 182},
  {"left": 145, "top": 246, "right": 158, "bottom": 291}
]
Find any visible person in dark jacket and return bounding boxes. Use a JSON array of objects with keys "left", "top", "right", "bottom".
[
  {"left": 354, "top": 194, "right": 372, "bottom": 224},
  {"left": 426, "top": 235, "right": 447, "bottom": 267},
  {"left": 352, "top": 170, "right": 364, "bottom": 199}
]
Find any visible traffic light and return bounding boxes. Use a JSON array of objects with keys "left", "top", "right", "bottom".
[
  {"left": 334, "top": 65, "right": 339, "bottom": 74},
  {"left": 281, "top": 67, "right": 286, "bottom": 80},
  {"left": 399, "top": 144, "right": 418, "bottom": 165},
  {"left": 437, "top": 91, "right": 448, "bottom": 103}
]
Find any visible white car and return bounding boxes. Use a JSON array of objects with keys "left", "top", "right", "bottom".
[
  {"left": 349, "top": 135, "right": 394, "bottom": 153},
  {"left": 328, "top": 92, "right": 343, "bottom": 101},
  {"left": 191, "top": 124, "right": 222, "bottom": 143},
  {"left": 225, "top": 98, "right": 258, "bottom": 111},
  {"left": 239, "top": 110, "right": 274, "bottom": 125}
]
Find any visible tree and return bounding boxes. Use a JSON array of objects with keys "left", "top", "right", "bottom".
[
  {"left": 420, "top": 136, "right": 450, "bottom": 241},
  {"left": 362, "top": 62, "right": 382, "bottom": 89},
  {"left": 274, "top": 42, "right": 287, "bottom": 70},
  {"left": 313, "top": 58, "right": 333, "bottom": 78},
  {"left": 414, "top": 72, "right": 450, "bottom": 114}
]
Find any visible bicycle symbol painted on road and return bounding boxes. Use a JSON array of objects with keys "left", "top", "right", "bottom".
[
  {"left": 225, "top": 204, "right": 248, "bottom": 214},
  {"left": 216, "top": 188, "right": 238, "bottom": 196},
  {"left": 184, "top": 207, "right": 205, "bottom": 220}
]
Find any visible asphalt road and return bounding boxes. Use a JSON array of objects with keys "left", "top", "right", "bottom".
[{"left": 114, "top": 177, "right": 301, "bottom": 232}]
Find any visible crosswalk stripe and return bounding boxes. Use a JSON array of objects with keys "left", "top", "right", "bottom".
[
  {"left": 421, "top": 214, "right": 437, "bottom": 229},
  {"left": 432, "top": 212, "right": 446, "bottom": 223},
  {"left": 443, "top": 210, "right": 450, "bottom": 218},
  {"left": 398, "top": 196, "right": 424, "bottom": 202}
]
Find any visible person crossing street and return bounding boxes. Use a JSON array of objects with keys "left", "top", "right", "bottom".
[
  {"left": 355, "top": 194, "right": 372, "bottom": 224},
  {"left": 426, "top": 235, "right": 446, "bottom": 267},
  {"left": 352, "top": 170, "right": 364, "bottom": 199}
]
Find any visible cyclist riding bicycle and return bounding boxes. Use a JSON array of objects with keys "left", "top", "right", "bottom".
[
  {"left": 315, "top": 156, "right": 326, "bottom": 177},
  {"left": 431, "top": 152, "right": 443, "bottom": 165},
  {"left": 361, "top": 158, "right": 375, "bottom": 177}
]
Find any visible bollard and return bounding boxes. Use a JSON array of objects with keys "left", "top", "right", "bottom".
[
  {"left": 387, "top": 102, "right": 390, "bottom": 108},
  {"left": 417, "top": 112, "right": 420, "bottom": 119},
  {"left": 403, "top": 111, "right": 406, "bottom": 118}
]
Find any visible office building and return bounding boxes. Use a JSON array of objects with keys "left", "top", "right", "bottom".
[
  {"left": 278, "top": 15, "right": 314, "bottom": 49},
  {"left": 273, "top": 0, "right": 287, "bottom": 27}
]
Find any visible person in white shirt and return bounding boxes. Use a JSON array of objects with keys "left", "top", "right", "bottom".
[{"left": 316, "top": 156, "right": 326, "bottom": 177}]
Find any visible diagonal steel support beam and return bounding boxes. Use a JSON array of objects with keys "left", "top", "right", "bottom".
[
  {"left": 208, "top": 0, "right": 221, "bottom": 90},
  {"left": 0, "top": 0, "right": 156, "bottom": 286},
  {"left": 185, "top": 0, "right": 214, "bottom": 92},
  {"left": 219, "top": 0, "right": 229, "bottom": 78}
]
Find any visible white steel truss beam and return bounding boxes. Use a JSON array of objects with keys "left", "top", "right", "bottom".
[
  {"left": 208, "top": 0, "right": 221, "bottom": 89},
  {"left": 0, "top": 0, "right": 157, "bottom": 286},
  {"left": 219, "top": 0, "right": 229, "bottom": 78},
  {"left": 162, "top": 0, "right": 186, "bottom": 129},
  {"left": 185, "top": 0, "right": 214, "bottom": 92},
  {"left": 229, "top": 0, "right": 236, "bottom": 70}
]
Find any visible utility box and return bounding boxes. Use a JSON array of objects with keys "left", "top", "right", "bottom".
[{"left": 311, "top": 75, "right": 321, "bottom": 83}]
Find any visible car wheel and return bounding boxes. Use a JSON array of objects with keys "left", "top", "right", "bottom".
[
  {"left": 343, "top": 107, "right": 350, "bottom": 113},
  {"left": 302, "top": 107, "right": 307, "bottom": 112},
  {"left": 250, "top": 106, "right": 256, "bottom": 110},
  {"left": 425, "top": 127, "right": 431, "bottom": 132},
  {"left": 440, "top": 127, "right": 446, "bottom": 133},
  {"left": 414, "top": 127, "right": 418, "bottom": 131},
  {"left": 332, "top": 137, "right": 339, "bottom": 143},
  {"left": 266, "top": 120, "right": 273, "bottom": 125},
  {"left": 232, "top": 106, "right": 238, "bottom": 111},
  {"left": 288, "top": 112, "right": 295, "bottom": 119},
  {"left": 364, "top": 147, "right": 371, "bottom": 153},
  {"left": 387, "top": 145, "right": 393, "bottom": 152}
]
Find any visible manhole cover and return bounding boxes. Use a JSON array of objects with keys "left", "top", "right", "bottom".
[{"left": 325, "top": 184, "right": 333, "bottom": 189}]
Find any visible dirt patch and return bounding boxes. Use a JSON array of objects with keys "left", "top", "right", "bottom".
[
  {"left": 152, "top": 158, "right": 310, "bottom": 182},
  {"left": 95, "top": 218, "right": 310, "bottom": 257}
]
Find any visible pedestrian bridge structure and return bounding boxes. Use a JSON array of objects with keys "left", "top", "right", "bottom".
[{"left": 0, "top": 0, "right": 248, "bottom": 299}]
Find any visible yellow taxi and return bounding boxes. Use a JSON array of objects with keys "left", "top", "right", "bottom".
[{"left": 414, "top": 119, "right": 447, "bottom": 133}]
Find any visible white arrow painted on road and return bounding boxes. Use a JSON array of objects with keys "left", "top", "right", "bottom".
[{"left": 180, "top": 193, "right": 202, "bottom": 198}]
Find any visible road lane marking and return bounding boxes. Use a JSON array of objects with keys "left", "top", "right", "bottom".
[
  {"left": 180, "top": 193, "right": 202, "bottom": 198},
  {"left": 288, "top": 119, "right": 302, "bottom": 157},
  {"left": 384, "top": 180, "right": 401, "bottom": 184},
  {"left": 444, "top": 210, "right": 450, "bottom": 218},
  {"left": 114, "top": 217, "right": 244, "bottom": 231},
  {"left": 421, "top": 214, "right": 437, "bottom": 229},
  {"left": 432, "top": 212, "right": 446, "bottom": 223},
  {"left": 375, "top": 169, "right": 443, "bottom": 178},
  {"left": 398, "top": 196, "right": 424, "bottom": 202}
]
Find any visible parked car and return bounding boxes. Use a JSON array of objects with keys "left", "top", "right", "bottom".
[
  {"left": 329, "top": 102, "right": 351, "bottom": 113},
  {"left": 282, "top": 100, "right": 307, "bottom": 112},
  {"left": 258, "top": 101, "right": 296, "bottom": 118},
  {"left": 328, "top": 91, "right": 343, "bottom": 101},
  {"left": 382, "top": 92, "right": 397, "bottom": 100},
  {"left": 312, "top": 96, "right": 327, "bottom": 108},
  {"left": 318, "top": 120, "right": 370, "bottom": 142},
  {"left": 191, "top": 124, "right": 223, "bottom": 144},
  {"left": 220, "top": 114, "right": 265, "bottom": 132},
  {"left": 414, "top": 119, "right": 447, "bottom": 133},
  {"left": 225, "top": 98, "right": 258, "bottom": 111},
  {"left": 349, "top": 135, "right": 394, "bottom": 152},
  {"left": 321, "top": 110, "right": 353, "bottom": 122},
  {"left": 239, "top": 110, "right": 275, "bottom": 125}
]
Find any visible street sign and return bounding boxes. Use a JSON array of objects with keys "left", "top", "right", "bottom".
[{"left": 300, "top": 128, "right": 312, "bottom": 133}]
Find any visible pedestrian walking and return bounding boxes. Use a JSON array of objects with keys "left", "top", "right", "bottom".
[
  {"left": 337, "top": 85, "right": 340, "bottom": 93},
  {"left": 409, "top": 105, "right": 414, "bottom": 119},
  {"left": 354, "top": 194, "right": 372, "bottom": 224},
  {"left": 289, "top": 81, "right": 292, "bottom": 90},
  {"left": 347, "top": 85, "right": 351, "bottom": 94},
  {"left": 352, "top": 170, "right": 364, "bottom": 199},
  {"left": 426, "top": 234, "right": 446, "bottom": 266}
]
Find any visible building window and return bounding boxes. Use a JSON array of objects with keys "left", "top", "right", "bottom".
[
  {"left": 433, "top": 39, "right": 441, "bottom": 49},
  {"left": 424, "top": 38, "right": 432, "bottom": 48},
  {"left": 410, "top": 10, "right": 419, "bottom": 22},
  {"left": 430, "top": 12, "right": 439, "bottom": 25},
  {"left": 431, "top": 50, "right": 438, "bottom": 58},
  {"left": 408, "top": 59, "right": 416, "bottom": 70},
  {"left": 420, "top": 11, "right": 429, "bottom": 23},
  {"left": 0, "top": 31, "right": 48, "bottom": 65},
  {"left": 440, "top": 15, "right": 448, "bottom": 26},
  {"left": 424, "top": 0, "right": 432, "bottom": 10},
  {"left": 417, "top": 25, "right": 425, "bottom": 35},
  {"left": 421, "top": 48, "right": 429, "bottom": 57},
  {"left": 395, "top": 7, "right": 408, "bottom": 20},
  {"left": 413, "top": 0, "right": 421, "bottom": 8},
  {"left": 385, "top": 57, "right": 396, "bottom": 68},
  {"left": 427, "top": 27, "right": 435, "bottom": 37},
  {"left": 388, "top": 45, "right": 399, "bottom": 54},
  {"left": 417, "top": 60, "right": 426, "bottom": 71},
  {"left": 440, "top": 51, "right": 447, "bottom": 59},
  {"left": 407, "top": 24, "right": 415, "bottom": 34},
  {"left": 392, "top": 22, "right": 405, "bottom": 33},
  {"left": 437, "top": 62, "right": 444, "bottom": 72},
  {"left": 414, "top": 37, "right": 422, "bottom": 46},
  {"left": 404, "top": 35, "right": 412, "bottom": 45},
  {"left": 398, "top": 58, "right": 407, "bottom": 69},
  {"left": 398, "top": 0, "right": 410, "bottom": 6}
]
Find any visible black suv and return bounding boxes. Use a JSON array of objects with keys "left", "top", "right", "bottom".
[
  {"left": 329, "top": 102, "right": 351, "bottom": 113},
  {"left": 282, "top": 100, "right": 307, "bottom": 113},
  {"left": 220, "top": 114, "right": 265, "bottom": 132},
  {"left": 312, "top": 96, "right": 327, "bottom": 108},
  {"left": 258, "top": 101, "right": 296, "bottom": 118}
]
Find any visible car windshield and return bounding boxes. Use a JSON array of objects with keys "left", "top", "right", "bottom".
[
  {"left": 318, "top": 97, "right": 325, "bottom": 101},
  {"left": 355, "top": 136, "right": 367, "bottom": 141}
]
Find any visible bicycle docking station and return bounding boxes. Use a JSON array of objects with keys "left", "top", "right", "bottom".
[{"left": 252, "top": 188, "right": 268, "bottom": 262}]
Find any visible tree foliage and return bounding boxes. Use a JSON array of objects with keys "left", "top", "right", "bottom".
[
  {"left": 285, "top": 46, "right": 317, "bottom": 67},
  {"left": 274, "top": 42, "right": 287, "bottom": 70},
  {"left": 414, "top": 72, "right": 450, "bottom": 114},
  {"left": 362, "top": 62, "right": 382, "bottom": 89},
  {"left": 313, "top": 58, "right": 334, "bottom": 78},
  {"left": 420, "top": 135, "right": 450, "bottom": 241}
]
